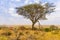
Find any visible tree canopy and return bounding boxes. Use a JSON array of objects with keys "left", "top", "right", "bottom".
[{"left": 16, "top": 3, "right": 55, "bottom": 30}]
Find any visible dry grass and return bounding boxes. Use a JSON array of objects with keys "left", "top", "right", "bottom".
[{"left": 0, "top": 25, "right": 60, "bottom": 40}]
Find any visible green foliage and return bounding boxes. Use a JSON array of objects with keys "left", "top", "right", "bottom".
[
  {"left": 44, "top": 25, "right": 59, "bottom": 32},
  {"left": 44, "top": 28, "right": 51, "bottom": 32}
]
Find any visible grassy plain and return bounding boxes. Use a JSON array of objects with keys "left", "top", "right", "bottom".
[{"left": 0, "top": 25, "right": 60, "bottom": 40}]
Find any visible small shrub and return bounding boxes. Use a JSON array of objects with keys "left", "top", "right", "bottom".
[{"left": 44, "top": 28, "right": 51, "bottom": 32}]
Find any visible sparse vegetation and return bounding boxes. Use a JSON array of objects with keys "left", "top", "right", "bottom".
[{"left": 0, "top": 25, "right": 60, "bottom": 40}]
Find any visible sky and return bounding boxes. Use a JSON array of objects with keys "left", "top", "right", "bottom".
[{"left": 0, "top": 0, "right": 60, "bottom": 25}]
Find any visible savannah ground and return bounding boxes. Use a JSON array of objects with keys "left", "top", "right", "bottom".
[{"left": 0, "top": 25, "right": 60, "bottom": 40}]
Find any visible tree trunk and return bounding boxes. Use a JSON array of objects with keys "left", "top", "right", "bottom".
[
  {"left": 32, "top": 23, "right": 35, "bottom": 30},
  {"left": 38, "top": 21, "right": 40, "bottom": 30}
]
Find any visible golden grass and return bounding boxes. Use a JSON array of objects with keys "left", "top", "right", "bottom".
[{"left": 0, "top": 25, "right": 60, "bottom": 40}]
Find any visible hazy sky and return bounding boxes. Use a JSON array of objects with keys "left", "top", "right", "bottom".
[{"left": 0, "top": 0, "right": 60, "bottom": 25}]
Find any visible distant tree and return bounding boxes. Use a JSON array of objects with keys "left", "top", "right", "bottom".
[
  {"left": 50, "top": 25, "right": 58, "bottom": 30},
  {"left": 44, "top": 28, "right": 51, "bottom": 32},
  {"left": 16, "top": 2, "right": 55, "bottom": 30}
]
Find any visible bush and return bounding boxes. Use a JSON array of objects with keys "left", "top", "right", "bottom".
[
  {"left": 44, "top": 28, "right": 51, "bottom": 32},
  {"left": 50, "top": 25, "right": 58, "bottom": 31}
]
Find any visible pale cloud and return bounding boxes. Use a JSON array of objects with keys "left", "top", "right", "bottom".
[
  {"left": 9, "top": 3, "right": 17, "bottom": 8},
  {"left": 16, "top": 0, "right": 21, "bottom": 1},
  {"left": 55, "top": 2, "right": 60, "bottom": 11},
  {"left": 7, "top": 16, "right": 31, "bottom": 25},
  {"left": 8, "top": 7, "right": 20, "bottom": 17},
  {"left": 29, "top": 2, "right": 33, "bottom": 4},
  {"left": 46, "top": 1, "right": 60, "bottom": 19},
  {"left": 0, "top": 6, "right": 8, "bottom": 14},
  {"left": 11, "top": 0, "right": 21, "bottom": 2},
  {"left": 24, "top": 0, "right": 29, "bottom": 4},
  {"left": 24, "top": 0, "right": 40, "bottom": 4},
  {"left": 8, "top": 8, "right": 15, "bottom": 14},
  {"left": 38, "top": 0, "right": 60, "bottom": 25},
  {"left": 0, "top": 0, "right": 4, "bottom": 5},
  {"left": 34, "top": 0, "right": 40, "bottom": 3}
]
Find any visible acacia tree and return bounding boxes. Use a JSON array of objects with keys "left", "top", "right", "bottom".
[{"left": 16, "top": 3, "right": 55, "bottom": 30}]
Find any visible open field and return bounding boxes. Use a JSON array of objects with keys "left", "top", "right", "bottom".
[{"left": 0, "top": 25, "right": 60, "bottom": 40}]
